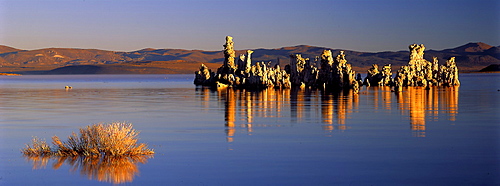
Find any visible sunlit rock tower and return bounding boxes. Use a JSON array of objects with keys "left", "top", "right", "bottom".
[
  {"left": 431, "top": 57, "right": 440, "bottom": 82},
  {"left": 223, "top": 36, "right": 236, "bottom": 70},
  {"left": 288, "top": 54, "right": 318, "bottom": 88},
  {"left": 442, "top": 57, "right": 460, "bottom": 86},
  {"left": 331, "top": 51, "right": 348, "bottom": 88},
  {"left": 364, "top": 64, "right": 393, "bottom": 86},
  {"left": 380, "top": 64, "right": 393, "bottom": 86},
  {"left": 195, "top": 36, "right": 291, "bottom": 89},
  {"left": 316, "top": 50, "right": 358, "bottom": 92},
  {"left": 408, "top": 44, "right": 430, "bottom": 86},
  {"left": 194, "top": 36, "right": 238, "bottom": 87},
  {"left": 331, "top": 51, "right": 345, "bottom": 88},
  {"left": 364, "top": 64, "right": 380, "bottom": 86},
  {"left": 237, "top": 50, "right": 253, "bottom": 74},
  {"left": 289, "top": 54, "right": 306, "bottom": 86},
  {"left": 194, "top": 64, "right": 214, "bottom": 86},
  {"left": 393, "top": 43, "right": 460, "bottom": 91},
  {"left": 214, "top": 36, "right": 238, "bottom": 87},
  {"left": 334, "top": 51, "right": 356, "bottom": 88},
  {"left": 318, "top": 50, "right": 334, "bottom": 87}
]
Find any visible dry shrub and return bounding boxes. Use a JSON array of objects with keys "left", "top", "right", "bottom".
[
  {"left": 22, "top": 122, "right": 154, "bottom": 157},
  {"left": 22, "top": 137, "right": 52, "bottom": 156},
  {"left": 98, "top": 122, "right": 153, "bottom": 156}
]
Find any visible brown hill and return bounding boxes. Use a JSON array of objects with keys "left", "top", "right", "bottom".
[
  {"left": 1, "top": 42, "right": 498, "bottom": 74},
  {"left": 0, "top": 48, "right": 128, "bottom": 66},
  {"left": 443, "top": 42, "right": 493, "bottom": 53},
  {"left": 0, "top": 45, "right": 22, "bottom": 54},
  {"left": 43, "top": 60, "right": 221, "bottom": 75}
]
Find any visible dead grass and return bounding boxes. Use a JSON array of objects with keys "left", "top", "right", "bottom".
[{"left": 22, "top": 122, "right": 154, "bottom": 157}]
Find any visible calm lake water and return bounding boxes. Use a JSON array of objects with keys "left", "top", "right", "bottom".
[{"left": 0, "top": 73, "right": 498, "bottom": 185}]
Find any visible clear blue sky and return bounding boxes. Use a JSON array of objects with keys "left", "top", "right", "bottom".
[{"left": 0, "top": 0, "right": 498, "bottom": 52}]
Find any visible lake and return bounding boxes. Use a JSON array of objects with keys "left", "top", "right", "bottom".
[{"left": 0, "top": 73, "right": 498, "bottom": 185}]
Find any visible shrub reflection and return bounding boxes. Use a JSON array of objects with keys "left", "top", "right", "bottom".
[{"left": 24, "top": 155, "right": 152, "bottom": 184}]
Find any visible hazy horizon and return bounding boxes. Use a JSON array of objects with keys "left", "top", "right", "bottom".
[{"left": 0, "top": 0, "right": 498, "bottom": 52}]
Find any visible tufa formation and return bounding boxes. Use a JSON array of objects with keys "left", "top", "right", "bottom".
[
  {"left": 194, "top": 36, "right": 460, "bottom": 92},
  {"left": 195, "top": 36, "right": 293, "bottom": 89},
  {"left": 364, "top": 44, "right": 460, "bottom": 91}
]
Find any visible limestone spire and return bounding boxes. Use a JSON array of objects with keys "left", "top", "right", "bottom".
[{"left": 223, "top": 36, "right": 236, "bottom": 69}]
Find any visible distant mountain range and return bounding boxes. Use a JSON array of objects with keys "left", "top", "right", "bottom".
[{"left": 0, "top": 42, "right": 498, "bottom": 74}]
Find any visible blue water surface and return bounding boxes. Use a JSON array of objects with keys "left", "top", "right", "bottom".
[{"left": 0, "top": 73, "right": 498, "bottom": 185}]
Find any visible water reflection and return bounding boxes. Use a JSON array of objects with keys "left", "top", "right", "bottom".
[
  {"left": 24, "top": 155, "right": 151, "bottom": 184},
  {"left": 196, "top": 85, "right": 459, "bottom": 139},
  {"left": 395, "top": 86, "right": 459, "bottom": 137},
  {"left": 197, "top": 87, "right": 359, "bottom": 140},
  {"left": 318, "top": 90, "right": 358, "bottom": 130}
]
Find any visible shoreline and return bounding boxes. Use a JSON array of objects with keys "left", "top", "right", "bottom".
[{"left": 0, "top": 73, "right": 22, "bottom": 76}]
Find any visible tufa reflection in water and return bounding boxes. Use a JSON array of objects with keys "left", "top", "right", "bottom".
[
  {"left": 395, "top": 86, "right": 459, "bottom": 137},
  {"left": 197, "top": 87, "right": 360, "bottom": 141},
  {"left": 23, "top": 155, "right": 152, "bottom": 184},
  {"left": 196, "top": 85, "right": 459, "bottom": 140}
]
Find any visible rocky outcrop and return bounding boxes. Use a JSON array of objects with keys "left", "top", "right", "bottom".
[
  {"left": 194, "top": 63, "right": 214, "bottom": 85},
  {"left": 195, "top": 37, "right": 459, "bottom": 92},
  {"left": 392, "top": 44, "right": 460, "bottom": 91},
  {"left": 195, "top": 36, "right": 291, "bottom": 89},
  {"left": 280, "top": 50, "right": 359, "bottom": 92},
  {"left": 364, "top": 43, "right": 460, "bottom": 91},
  {"left": 288, "top": 54, "right": 318, "bottom": 88},
  {"left": 441, "top": 57, "right": 460, "bottom": 86},
  {"left": 363, "top": 64, "right": 393, "bottom": 86},
  {"left": 316, "top": 50, "right": 358, "bottom": 92},
  {"left": 194, "top": 36, "right": 359, "bottom": 92}
]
